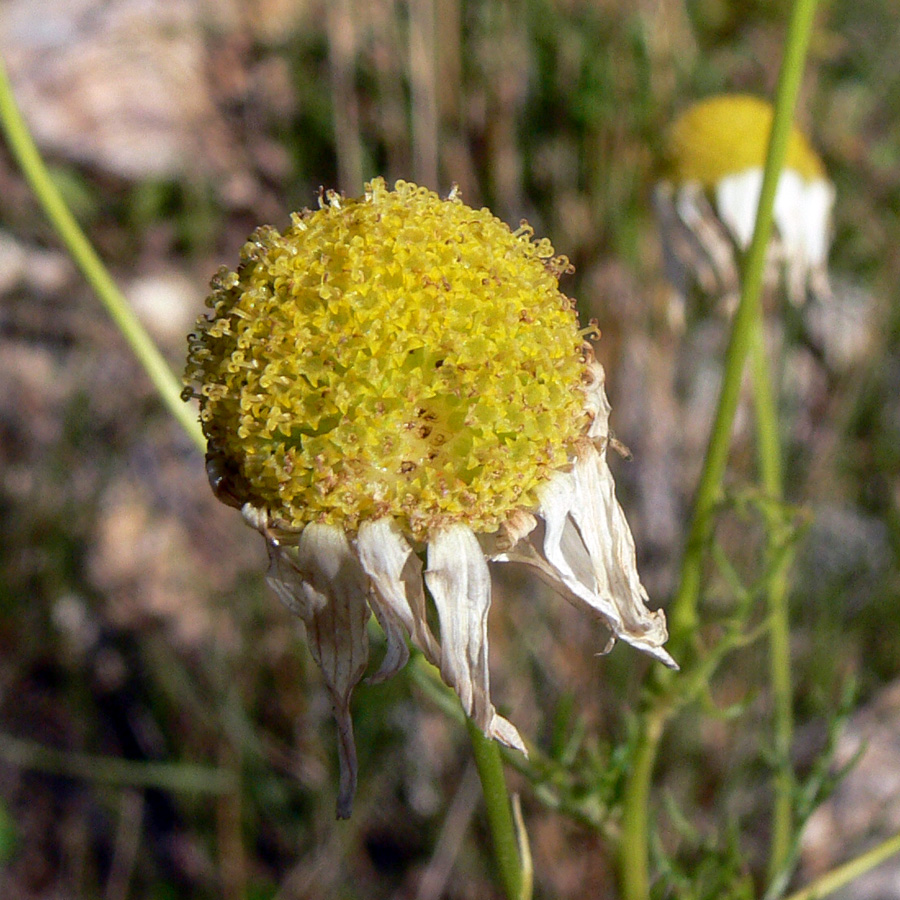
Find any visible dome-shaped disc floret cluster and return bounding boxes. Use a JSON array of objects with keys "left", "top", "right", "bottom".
[
  {"left": 186, "top": 178, "right": 588, "bottom": 541},
  {"left": 185, "top": 178, "right": 674, "bottom": 818},
  {"left": 655, "top": 94, "right": 834, "bottom": 307}
]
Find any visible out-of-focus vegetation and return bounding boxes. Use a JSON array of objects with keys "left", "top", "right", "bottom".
[{"left": 1, "top": 0, "right": 899, "bottom": 897}]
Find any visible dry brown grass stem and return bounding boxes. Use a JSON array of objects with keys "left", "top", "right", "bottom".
[
  {"left": 327, "top": 0, "right": 365, "bottom": 194},
  {"left": 408, "top": 0, "right": 439, "bottom": 189}
]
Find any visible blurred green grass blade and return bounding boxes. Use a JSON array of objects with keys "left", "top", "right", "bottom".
[
  {"left": 0, "top": 797, "right": 17, "bottom": 864},
  {"left": 0, "top": 732, "right": 237, "bottom": 795}
]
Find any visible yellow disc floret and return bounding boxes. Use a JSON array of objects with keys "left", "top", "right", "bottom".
[
  {"left": 664, "top": 94, "right": 826, "bottom": 186},
  {"left": 185, "top": 178, "right": 590, "bottom": 540}
]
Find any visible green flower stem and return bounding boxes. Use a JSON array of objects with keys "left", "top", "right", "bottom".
[
  {"left": 411, "top": 657, "right": 531, "bottom": 899},
  {"left": 0, "top": 54, "right": 205, "bottom": 453},
  {"left": 619, "top": 0, "right": 820, "bottom": 896},
  {"left": 619, "top": 706, "right": 666, "bottom": 900},
  {"left": 782, "top": 831, "right": 900, "bottom": 900},
  {"left": 466, "top": 718, "right": 531, "bottom": 900},
  {"left": 750, "top": 325, "right": 796, "bottom": 881}
]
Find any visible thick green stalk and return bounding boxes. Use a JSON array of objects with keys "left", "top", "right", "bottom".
[
  {"left": 618, "top": 1, "right": 821, "bottom": 896},
  {"left": 0, "top": 55, "right": 205, "bottom": 452},
  {"left": 466, "top": 719, "right": 531, "bottom": 900}
]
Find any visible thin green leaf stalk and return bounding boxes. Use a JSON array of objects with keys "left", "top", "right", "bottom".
[
  {"left": 466, "top": 718, "right": 531, "bottom": 900},
  {"left": 618, "top": 0, "right": 821, "bottom": 896},
  {"left": 782, "top": 831, "right": 900, "bottom": 900},
  {"left": 0, "top": 55, "right": 205, "bottom": 452},
  {"left": 619, "top": 707, "right": 666, "bottom": 899},
  {"left": 750, "top": 325, "right": 796, "bottom": 881}
]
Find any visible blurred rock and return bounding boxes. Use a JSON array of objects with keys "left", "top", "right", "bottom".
[
  {"left": 126, "top": 269, "right": 201, "bottom": 344},
  {"left": 800, "top": 679, "right": 900, "bottom": 899},
  {"left": 797, "top": 505, "right": 891, "bottom": 613},
  {"left": 88, "top": 476, "right": 216, "bottom": 648},
  {"left": 0, "top": 0, "right": 239, "bottom": 180},
  {"left": 0, "top": 231, "right": 72, "bottom": 298}
]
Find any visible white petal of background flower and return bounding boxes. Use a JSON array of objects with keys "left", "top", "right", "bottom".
[
  {"left": 716, "top": 168, "right": 764, "bottom": 249},
  {"left": 802, "top": 178, "right": 836, "bottom": 268}
]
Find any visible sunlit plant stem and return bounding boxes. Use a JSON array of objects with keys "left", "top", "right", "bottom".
[{"left": 467, "top": 719, "right": 532, "bottom": 900}]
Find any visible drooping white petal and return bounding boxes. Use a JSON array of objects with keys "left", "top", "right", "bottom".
[
  {"left": 524, "top": 364, "right": 676, "bottom": 668},
  {"left": 266, "top": 523, "right": 371, "bottom": 819},
  {"left": 490, "top": 517, "right": 618, "bottom": 656},
  {"left": 534, "top": 463, "right": 647, "bottom": 641},
  {"left": 773, "top": 169, "right": 812, "bottom": 301},
  {"left": 773, "top": 170, "right": 807, "bottom": 261},
  {"left": 569, "top": 442, "right": 675, "bottom": 667},
  {"left": 674, "top": 182, "right": 739, "bottom": 295},
  {"left": 357, "top": 518, "right": 441, "bottom": 681},
  {"left": 789, "top": 176, "right": 835, "bottom": 301},
  {"left": 424, "top": 525, "right": 526, "bottom": 753}
]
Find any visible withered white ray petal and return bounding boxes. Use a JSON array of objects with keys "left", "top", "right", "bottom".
[
  {"left": 241, "top": 503, "right": 309, "bottom": 618},
  {"left": 774, "top": 170, "right": 807, "bottom": 263},
  {"left": 491, "top": 536, "right": 618, "bottom": 657},
  {"left": 272, "top": 523, "right": 371, "bottom": 819},
  {"left": 357, "top": 518, "right": 441, "bottom": 681},
  {"left": 537, "top": 468, "right": 629, "bottom": 633},
  {"left": 570, "top": 443, "right": 676, "bottom": 668},
  {"left": 425, "top": 525, "right": 526, "bottom": 753},
  {"left": 365, "top": 595, "right": 409, "bottom": 684},
  {"left": 675, "top": 182, "right": 739, "bottom": 285},
  {"left": 356, "top": 522, "right": 410, "bottom": 682},
  {"left": 773, "top": 169, "right": 812, "bottom": 302},
  {"left": 490, "top": 531, "right": 571, "bottom": 589},
  {"left": 264, "top": 535, "right": 308, "bottom": 618},
  {"left": 584, "top": 360, "right": 612, "bottom": 442}
]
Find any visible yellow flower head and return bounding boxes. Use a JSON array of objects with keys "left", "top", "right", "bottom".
[
  {"left": 186, "top": 177, "right": 588, "bottom": 542},
  {"left": 664, "top": 93, "right": 825, "bottom": 186},
  {"left": 185, "top": 178, "right": 673, "bottom": 818}
]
